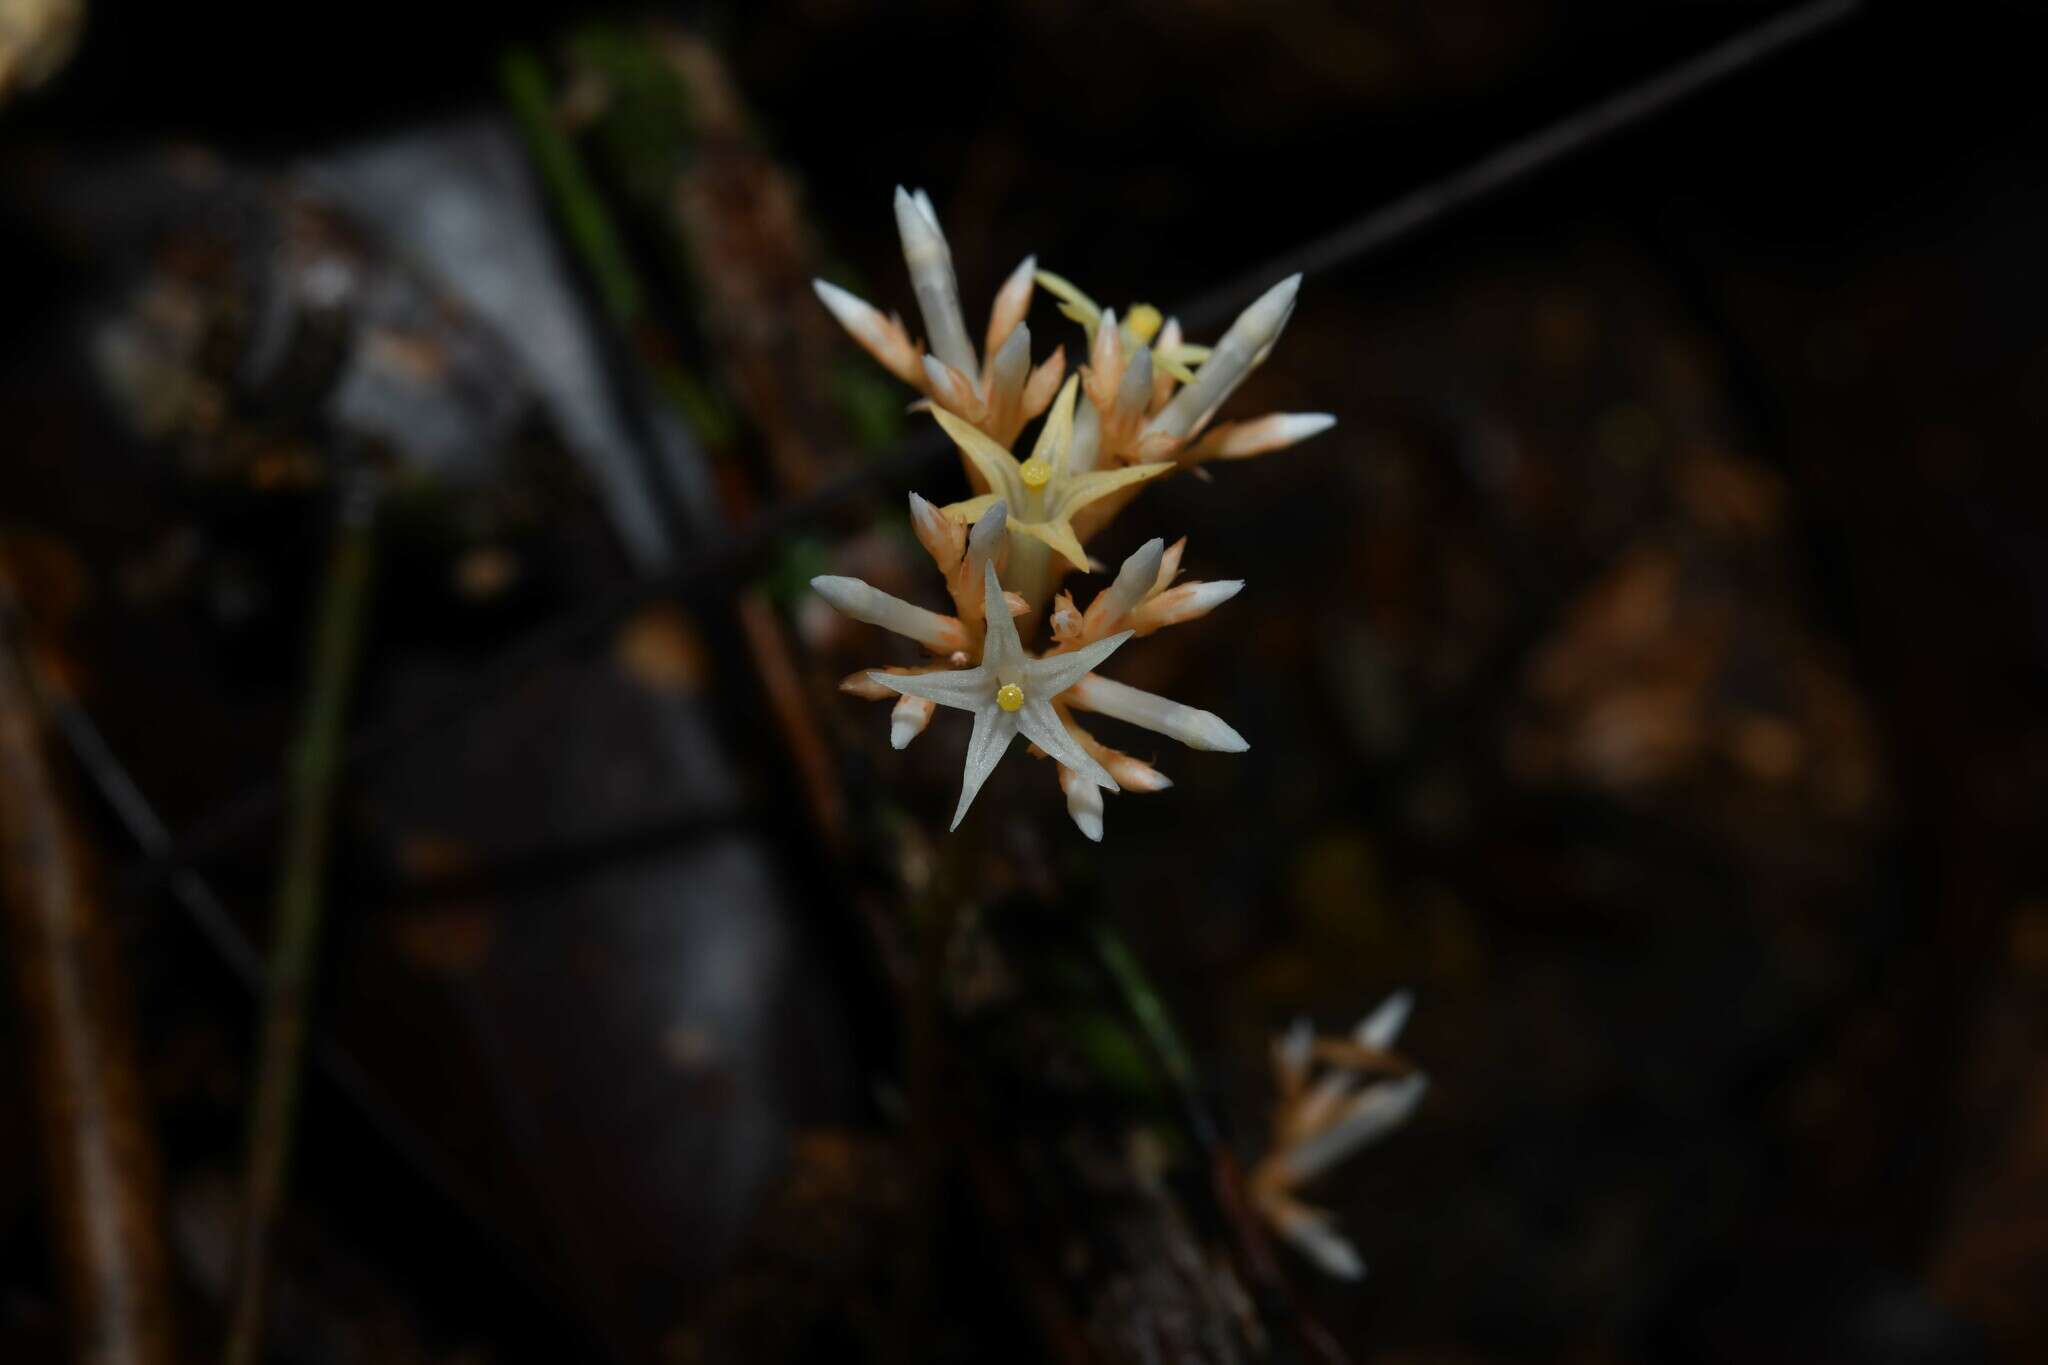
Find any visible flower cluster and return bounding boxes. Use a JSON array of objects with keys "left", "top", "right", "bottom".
[
  {"left": 1251, "top": 993, "right": 1427, "bottom": 1279},
  {"left": 811, "top": 186, "right": 1334, "bottom": 839}
]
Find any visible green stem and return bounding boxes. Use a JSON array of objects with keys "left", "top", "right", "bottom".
[
  {"left": 1088, "top": 921, "right": 1199, "bottom": 1100},
  {"left": 225, "top": 492, "right": 379, "bottom": 1365},
  {"left": 500, "top": 48, "right": 644, "bottom": 328}
]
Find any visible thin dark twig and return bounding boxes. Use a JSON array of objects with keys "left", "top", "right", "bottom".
[
  {"left": 146, "top": 0, "right": 1859, "bottom": 933},
  {"left": 1176, "top": 0, "right": 1862, "bottom": 332},
  {"left": 51, "top": 676, "right": 590, "bottom": 1328}
]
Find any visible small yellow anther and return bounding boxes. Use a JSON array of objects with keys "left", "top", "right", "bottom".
[
  {"left": 1018, "top": 457, "right": 1052, "bottom": 489},
  {"left": 1125, "top": 304, "right": 1164, "bottom": 345},
  {"left": 995, "top": 683, "right": 1025, "bottom": 712}
]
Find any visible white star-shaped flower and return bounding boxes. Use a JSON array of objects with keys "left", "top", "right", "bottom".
[{"left": 866, "top": 562, "right": 1132, "bottom": 830}]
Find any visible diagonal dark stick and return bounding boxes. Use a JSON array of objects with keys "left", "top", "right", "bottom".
[
  {"left": 46, "top": 637, "right": 596, "bottom": 1332},
  {"left": 1174, "top": 0, "right": 1862, "bottom": 332},
  {"left": 140, "top": 0, "right": 1861, "bottom": 905}
]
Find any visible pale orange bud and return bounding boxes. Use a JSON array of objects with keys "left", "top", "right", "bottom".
[
  {"left": 889, "top": 693, "right": 936, "bottom": 750},
  {"left": 840, "top": 670, "right": 899, "bottom": 699},
  {"left": 1128, "top": 579, "right": 1244, "bottom": 634},
  {"left": 1151, "top": 318, "right": 1184, "bottom": 411},
  {"left": 814, "top": 279, "right": 926, "bottom": 387},
  {"left": 1186, "top": 412, "right": 1336, "bottom": 462},
  {"left": 1084, "top": 307, "right": 1124, "bottom": 413},
  {"left": 985, "top": 254, "right": 1037, "bottom": 363},
  {"left": 922, "top": 354, "right": 988, "bottom": 426},
  {"left": 1100, "top": 749, "right": 1172, "bottom": 793},
  {"left": 1155, "top": 537, "right": 1188, "bottom": 594},
  {"left": 1048, "top": 591, "right": 1083, "bottom": 645},
  {"left": 908, "top": 491, "right": 965, "bottom": 574},
  {"left": 1020, "top": 346, "right": 1067, "bottom": 423}
]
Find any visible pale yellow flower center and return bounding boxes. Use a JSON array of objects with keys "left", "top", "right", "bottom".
[
  {"left": 1018, "top": 457, "right": 1051, "bottom": 489},
  {"left": 995, "top": 682, "right": 1025, "bottom": 712},
  {"left": 1125, "top": 304, "right": 1163, "bottom": 344}
]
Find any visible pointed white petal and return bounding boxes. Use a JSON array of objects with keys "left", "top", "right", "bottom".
[
  {"left": 950, "top": 703, "right": 1018, "bottom": 830},
  {"left": 1065, "top": 674, "right": 1249, "bottom": 752},
  {"left": 811, "top": 575, "right": 964, "bottom": 653},
  {"left": 895, "top": 186, "right": 976, "bottom": 376},
  {"left": 867, "top": 666, "right": 991, "bottom": 713},
  {"left": 1357, "top": 990, "right": 1414, "bottom": 1050},
  {"left": 979, "top": 562, "right": 1026, "bottom": 679},
  {"left": 1025, "top": 630, "right": 1133, "bottom": 698},
  {"left": 1014, "top": 697, "right": 1117, "bottom": 791},
  {"left": 1281, "top": 1073, "right": 1427, "bottom": 1184}
]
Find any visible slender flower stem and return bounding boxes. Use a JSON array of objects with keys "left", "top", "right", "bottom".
[{"left": 226, "top": 488, "right": 379, "bottom": 1365}]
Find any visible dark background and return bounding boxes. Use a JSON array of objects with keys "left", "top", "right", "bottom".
[{"left": 3, "top": 1, "right": 2046, "bottom": 1362}]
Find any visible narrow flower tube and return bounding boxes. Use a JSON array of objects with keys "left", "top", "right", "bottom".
[
  {"left": 1059, "top": 763, "right": 1105, "bottom": 842},
  {"left": 1145, "top": 273, "right": 1301, "bottom": 440},
  {"left": 1188, "top": 412, "right": 1337, "bottom": 462},
  {"left": 908, "top": 491, "right": 964, "bottom": 573},
  {"left": 813, "top": 279, "right": 924, "bottom": 386},
  {"left": 895, "top": 186, "right": 977, "bottom": 377},
  {"left": 1128, "top": 579, "right": 1244, "bottom": 634},
  {"left": 1021, "top": 347, "right": 1068, "bottom": 425},
  {"left": 1084, "top": 308, "right": 1124, "bottom": 414},
  {"left": 811, "top": 575, "right": 969, "bottom": 655},
  {"left": 1067, "top": 674, "right": 1249, "bottom": 752},
  {"left": 1279, "top": 1073, "right": 1429, "bottom": 1184}
]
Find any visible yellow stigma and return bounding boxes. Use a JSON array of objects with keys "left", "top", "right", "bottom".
[
  {"left": 995, "top": 682, "right": 1025, "bottom": 712},
  {"left": 1018, "top": 457, "right": 1051, "bottom": 488},
  {"left": 1125, "top": 304, "right": 1164, "bottom": 344}
]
